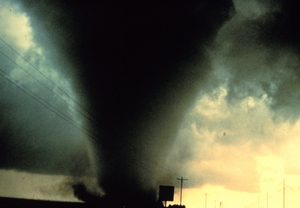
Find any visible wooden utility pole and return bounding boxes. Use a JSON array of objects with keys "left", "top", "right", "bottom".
[
  {"left": 177, "top": 177, "right": 188, "bottom": 205},
  {"left": 204, "top": 193, "right": 209, "bottom": 208},
  {"left": 283, "top": 179, "right": 285, "bottom": 208},
  {"left": 279, "top": 178, "right": 288, "bottom": 208}
]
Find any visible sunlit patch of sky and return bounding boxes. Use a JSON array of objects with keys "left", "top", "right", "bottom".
[
  {"left": 0, "top": 1, "right": 33, "bottom": 51},
  {"left": 0, "top": 169, "right": 100, "bottom": 201},
  {"left": 170, "top": 82, "right": 300, "bottom": 207}
]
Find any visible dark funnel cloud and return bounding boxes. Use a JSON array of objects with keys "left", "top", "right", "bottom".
[{"left": 14, "top": 0, "right": 234, "bottom": 206}]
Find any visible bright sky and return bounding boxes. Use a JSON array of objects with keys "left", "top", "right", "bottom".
[{"left": 169, "top": 86, "right": 300, "bottom": 208}]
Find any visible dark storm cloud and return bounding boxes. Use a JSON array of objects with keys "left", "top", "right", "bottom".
[
  {"left": 258, "top": 0, "right": 300, "bottom": 120},
  {"left": 208, "top": 0, "right": 300, "bottom": 122},
  {"left": 259, "top": 0, "right": 300, "bottom": 51}
]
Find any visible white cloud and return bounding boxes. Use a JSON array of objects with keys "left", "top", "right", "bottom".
[
  {"left": 170, "top": 79, "right": 300, "bottom": 196},
  {"left": 194, "top": 87, "right": 229, "bottom": 120},
  {"left": 0, "top": 1, "right": 34, "bottom": 51},
  {"left": 167, "top": 83, "right": 300, "bottom": 207}
]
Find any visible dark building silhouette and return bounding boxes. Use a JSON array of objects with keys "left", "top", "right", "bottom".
[{"left": 168, "top": 205, "right": 186, "bottom": 208}]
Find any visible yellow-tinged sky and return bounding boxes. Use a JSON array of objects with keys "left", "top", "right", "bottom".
[{"left": 167, "top": 86, "right": 300, "bottom": 208}]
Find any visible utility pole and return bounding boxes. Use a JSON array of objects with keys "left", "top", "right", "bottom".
[
  {"left": 283, "top": 179, "right": 285, "bottom": 208},
  {"left": 278, "top": 179, "right": 289, "bottom": 208},
  {"left": 266, "top": 192, "right": 269, "bottom": 208},
  {"left": 204, "top": 193, "right": 208, "bottom": 208},
  {"left": 177, "top": 176, "right": 188, "bottom": 205}
]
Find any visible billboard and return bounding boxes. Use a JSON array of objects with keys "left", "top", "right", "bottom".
[{"left": 159, "top": 185, "right": 174, "bottom": 201}]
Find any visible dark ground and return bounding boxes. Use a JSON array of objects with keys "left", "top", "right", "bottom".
[
  {"left": 0, "top": 196, "right": 167, "bottom": 208},
  {"left": 0, "top": 196, "right": 85, "bottom": 208}
]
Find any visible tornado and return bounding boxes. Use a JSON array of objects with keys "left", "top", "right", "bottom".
[{"left": 16, "top": 0, "right": 234, "bottom": 207}]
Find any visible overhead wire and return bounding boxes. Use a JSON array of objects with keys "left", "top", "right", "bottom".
[
  {"left": 0, "top": 37, "right": 98, "bottom": 126},
  {"left": 0, "top": 68, "right": 96, "bottom": 140},
  {"left": 0, "top": 37, "right": 174, "bottom": 178},
  {"left": 0, "top": 36, "right": 92, "bottom": 116},
  {"left": 0, "top": 66, "right": 172, "bottom": 176}
]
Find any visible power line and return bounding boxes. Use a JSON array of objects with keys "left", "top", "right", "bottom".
[
  {"left": 0, "top": 69, "right": 96, "bottom": 139},
  {"left": 0, "top": 68, "right": 174, "bottom": 178},
  {"left": 0, "top": 38, "right": 171, "bottom": 172},
  {"left": 0, "top": 36, "right": 91, "bottom": 115},
  {"left": 0, "top": 69, "right": 161, "bottom": 175},
  {"left": 0, "top": 38, "right": 176, "bottom": 180},
  {"left": 0, "top": 39, "right": 97, "bottom": 126}
]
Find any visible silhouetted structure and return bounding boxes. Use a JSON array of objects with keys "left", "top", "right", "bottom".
[
  {"left": 159, "top": 185, "right": 175, "bottom": 206},
  {"left": 0, "top": 196, "right": 167, "bottom": 208},
  {"left": 0, "top": 197, "right": 85, "bottom": 208},
  {"left": 168, "top": 205, "right": 186, "bottom": 208}
]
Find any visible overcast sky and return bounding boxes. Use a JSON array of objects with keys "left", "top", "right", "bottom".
[{"left": 1, "top": 0, "right": 300, "bottom": 208}]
